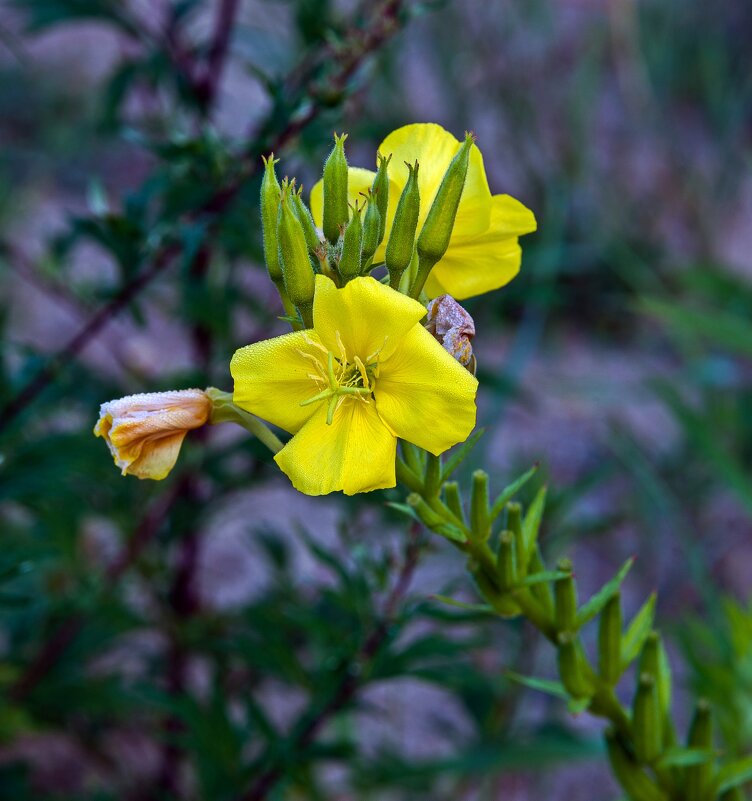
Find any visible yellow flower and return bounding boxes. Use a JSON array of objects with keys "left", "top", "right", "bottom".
[
  {"left": 94, "top": 389, "right": 211, "bottom": 479},
  {"left": 310, "top": 122, "right": 537, "bottom": 301},
  {"left": 231, "top": 275, "right": 478, "bottom": 496}
]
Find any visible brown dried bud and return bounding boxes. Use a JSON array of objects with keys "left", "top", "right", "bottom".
[{"left": 425, "top": 294, "right": 475, "bottom": 370}]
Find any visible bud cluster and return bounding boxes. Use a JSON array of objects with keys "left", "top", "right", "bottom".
[
  {"left": 392, "top": 444, "right": 747, "bottom": 801},
  {"left": 259, "top": 130, "right": 477, "bottom": 330}
]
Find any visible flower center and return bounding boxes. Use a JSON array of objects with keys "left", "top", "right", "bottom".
[{"left": 299, "top": 333, "right": 380, "bottom": 425}]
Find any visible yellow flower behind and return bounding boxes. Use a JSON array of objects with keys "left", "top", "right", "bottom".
[
  {"left": 231, "top": 275, "right": 478, "bottom": 496},
  {"left": 94, "top": 389, "right": 211, "bottom": 479},
  {"left": 310, "top": 122, "right": 537, "bottom": 301}
]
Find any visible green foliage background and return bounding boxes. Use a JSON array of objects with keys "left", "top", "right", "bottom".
[{"left": 0, "top": 1, "right": 750, "bottom": 799}]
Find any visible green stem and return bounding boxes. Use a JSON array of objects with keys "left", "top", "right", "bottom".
[{"left": 206, "top": 388, "right": 284, "bottom": 453}]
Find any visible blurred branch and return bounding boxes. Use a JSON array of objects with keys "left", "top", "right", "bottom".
[
  {"left": 0, "top": 0, "right": 411, "bottom": 435},
  {"left": 8, "top": 471, "right": 194, "bottom": 704},
  {"left": 239, "top": 524, "right": 424, "bottom": 801},
  {"left": 194, "top": 0, "right": 241, "bottom": 113}
]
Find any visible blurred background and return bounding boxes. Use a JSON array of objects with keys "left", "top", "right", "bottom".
[{"left": 0, "top": 1, "right": 750, "bottom": 799}]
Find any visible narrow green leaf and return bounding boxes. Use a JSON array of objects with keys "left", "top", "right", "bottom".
[
  {"left": 489, "top": 464, "right": 539, "bottom": 521},
  {"left": 621, "top": 593, "right": 657, "bottom": 669},
  {"left": 521, "top": 485, "right": 547, "bottom": 556},
  {"left": 430, "top": 595, "right": 494, "bottom": 614},
  {"left": 516, "top": 570, "right": 570, "bottom": 587},
  {"left": 655, "top": 748, "right": 716, "bottom": 769},
  {"left": 717, "top": 756, "right": 752, "bottom": 793},
  {"left": 504, "top": 671, "right": 568, "bottom": 700},
  {"left": 576, "top": 558, "right": 634, "bottom": 628},
  {"left": 441, "top": 429, "right": 485, "bottom": 482}
]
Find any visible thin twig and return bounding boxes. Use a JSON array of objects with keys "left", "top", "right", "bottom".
[
  {"left": 239, "top": 524, "right": 424, "bottom": 801},
  {"left": 194, "top": 0, "right": 242, "bottom": 112},
  {"left": 0, "top": 0, "right": 410, "bottom": 436},
  {"left": 8, "top": 472, "right": 192, "bottom": 704}
]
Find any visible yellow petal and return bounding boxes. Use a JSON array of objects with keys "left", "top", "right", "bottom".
[
  {"left": 231, "top": 330, "right": 325, "bottom": 434},
  {"left": 312, "top": 274, "right": 426, "bottom": 361},
  {"left": 424, "top": 194, "right": 537, "bottom": 300},
  {"left": 378, "top": 123, "right": 491, "bottom": 238},
  {"left": 375, "top": 324, "right": 478, "bottom": 455},
  {"left": 274, "top": 400, "right": 397, "bottom": 495},
  {"left": 125, "top": 431, "right": 188, "bottom": 480}
]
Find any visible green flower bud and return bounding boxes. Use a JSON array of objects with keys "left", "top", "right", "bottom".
[
  {"left": 385, "top": 161, "right": 420, "bottom": 289},
  {"left": 322, "top": 132, "right": 349, "bottom": 244},
  {"left": 633, "top": 673, "right": 662, "bottom": 764},
  {"left": 605, "top": 729, "right": 669, "bottom": 801},
  {"left": 507, "top": 501, "right": 525, "bottom": 574},
  {"left": 554, "top": 559, "right": 578, "bottom": 632},
  {"left": 639, "top": 631, "right": 660, "bottom": 678},
  {"left": 407, "top": 492, "right": 445, "bottom": 530},
  {"left": 496, "top": 530, "right": 517, "bottom": 592},
  {"left": 261, "top": 154, "right": 282, "bottom": 282},
  {"left": 470, "top": 469, "right": 490, "bottom": 540},
  {"left": 338, "top": 201, "right": 363, "bottom": 282},
  {"left": 527, "top": 544, "right": 554, "bottom": 618},
  {"left": 411, "top": 132, "right": 474, "bottom": 298},
  {"left": 557, "top": 631, "right": 595, "bottom": 699},
  {"left": 372, "top": 152, "right": 391, "bottom": 244},
  {"left": 598, "top": 593, "right": 623, "bottom": 685},
  {"left": 278, "top": 182, "right": 315, "bottom": 327},
  {"left": 360, "top": 190, "right": 382, "bottom": 269},
  {"left": 291, "top": 184, "right": 322, "bottom": 255},
  {"left": 686, "top": 700, "right": 713, "bottom": 801},
  {"left": 474, "top": 567, "right": 521, "bottom": 618},
  {"left": 443, "top": 481, "right": 465, "bottom": 525}
]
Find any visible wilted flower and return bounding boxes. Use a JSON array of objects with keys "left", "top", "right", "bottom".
[
  {"left": 310, "top": 122, "right": 537, "bottom": 300},
  {"left": 426, "top": 294, "right": 476, "bottom": 369},
  {"left": 94, "top": 390, "right": 211, "bottom": 480},
  {"left": 231, "top": 274, "right": 478, "bottom": 496}
]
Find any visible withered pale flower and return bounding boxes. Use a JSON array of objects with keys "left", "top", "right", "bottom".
[{"left": 94, "top": 389, "right": 211, "bottom": 480}]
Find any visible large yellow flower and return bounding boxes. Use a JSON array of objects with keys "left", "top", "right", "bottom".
[
  {"left": 310, "top": 123, "right": 537, "bottom": 300},
  {"left": 231, "top": 275, "right": 478, "bottom": 496}
]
